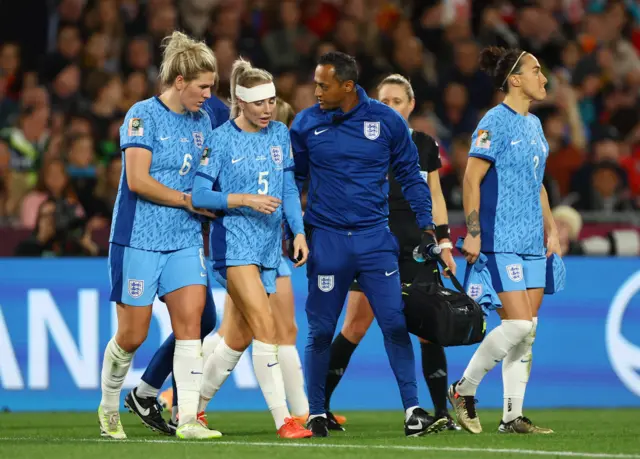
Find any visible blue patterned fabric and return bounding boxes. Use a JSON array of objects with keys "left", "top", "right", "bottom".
[
  {"left": 110, "top": 96, "right": 211, "bottom": 251},
  {"left": 469, "top": 103, "right": 549, "bottom": 256},
  {"left": 544, "top": 253, "right": 566, "bottom": 294},
  {"left": 195, "top": 119, "right": 296, "bottom": 270},
  {"left": 290, "top": 85, "right": 433, "bottom": 233},
  {"left": 202, "top": 95, "right": 231, "bottom": 129}
]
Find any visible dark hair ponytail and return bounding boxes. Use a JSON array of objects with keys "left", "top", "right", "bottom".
[{"left": 479, "top": 46, "right": 526, "bottom": 92}]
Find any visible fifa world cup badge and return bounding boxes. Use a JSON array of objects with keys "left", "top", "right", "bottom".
[
  {"left": 475, "top": 130, "right": 491, "bottom": 149},
  {"left": 128, "top": 118, "right": 144, "bottom": 136},
  {"left": 200, "top": 147, "right": 210, "bottom": 166}
]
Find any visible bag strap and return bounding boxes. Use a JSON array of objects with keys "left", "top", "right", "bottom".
[
  {"left": 411, "top": 253, "right": 466, "bottom": 294},
  {"left": 433, "top": 255, "right": 466, "bottom": 293}
]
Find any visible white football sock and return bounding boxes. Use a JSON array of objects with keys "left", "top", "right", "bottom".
[
  {"left": 278, "top": 345, "right": 309, "bottom": 417},
  {"left": 502, "top": 317, "right": 537, "bottom": 422},
  {"left": 136, "top": 380, "right": 160, "bottom": 399},
  {"left": 100, "top": 338, "right": 134, "bottom": 412},
  {"left": 202, "top": 332, "right": 222, "bottom": 360},
  {"left": 253, "top": 340, "right": 290, "bottom": 429},
  {"left": 198, "top": 338, "right": 243, "bottom": 413},
  {"left": 456, "top": 320, "right": 532, "bottom": 397},
  {"left": 174, "top": 340, "right": 203, "bottom": 426}
]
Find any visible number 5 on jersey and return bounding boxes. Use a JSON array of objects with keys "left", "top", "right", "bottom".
[{"left": 258, "top": 171, "right": 269, "bottom": 195}]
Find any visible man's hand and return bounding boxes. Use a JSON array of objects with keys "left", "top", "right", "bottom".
[{"left": 418, "top": 230, "right": 438, "bottom": 260}]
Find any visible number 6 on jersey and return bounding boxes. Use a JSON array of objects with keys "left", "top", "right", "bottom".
[{"left": 258, "top": 171, "right": 269, "bottom": 195}]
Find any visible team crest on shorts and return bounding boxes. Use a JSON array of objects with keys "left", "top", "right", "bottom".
[
  {"left": 468, "top": 283, "right": 483, "bottom": 299},
  {"left": 364, "top": 121, "right": 380, "bottom": 140},
  {"left": 128, "top": 279, "right": 144, "bottom": 298},
  {"left": 192, "top": 131, "right": 204, "bottom": 149},
  {"left": 318, "top": 275, "right": 334, "bottom": 292},
  {"left": 270, "top": 146, "right": 283, "bottom": 165},
  {"left": 506, "top": 264, "right": 524, "bottom": 282}
]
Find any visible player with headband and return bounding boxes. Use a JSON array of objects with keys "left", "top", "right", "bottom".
[
  {"left": 191, "top": 58, "right": 312, "bottom": 439},
  {"left": 448, "top": 47, "right": 559, "bottom": 435}
]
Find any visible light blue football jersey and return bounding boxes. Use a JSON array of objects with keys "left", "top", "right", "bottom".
[
  {"left": 197, "top": 119, "right": 293, "bottom": 270},
  {"left": 110, "top": 96, "right": 211, "bottom": 251},
  {"left": 469, "top": 103, "right": 549, "bottom": 255}
]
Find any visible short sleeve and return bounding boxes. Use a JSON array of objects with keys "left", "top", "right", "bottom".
[
  {"left": 469, "top": 111, "right": 502, "bottom": 163},
  {"left": 281, "top": 125, "right": 294, "bottom": 172},
  {"left": 418, "top": 133, "right": 442, "bottom": 173},
  {"left": 120, "top": 102, "right": 154, "bottom": 152}
]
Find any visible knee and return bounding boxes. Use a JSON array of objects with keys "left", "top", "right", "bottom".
[
  {"left": 279, "top": 321, "right": 298, "bottom": 344},
  {"left": 307, "top": 329, "right": 333, "bottom": 350},
  {"left": 115, "top": 329, "right": 147, "bottom": 353},
  {"left": 174, "top": 318, "right": 202, "bottom": 340},
  {"left": 341, "top": 318, "right": 370, "bottom": 344},
  {"left": 501, "top": 319, "right": 533, "bottom": 345}
]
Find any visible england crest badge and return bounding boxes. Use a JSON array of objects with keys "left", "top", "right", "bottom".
[
  {"left": 270, "top": 146, "right": 283, "bottom": 165},
  {"left": 364, "top": 121, "right": 380, "bottom": 140},
  {"left": 128, "top": 279, "right": 144, "bottom": 299},
  {"left": 318, "top": 275, "right": 334, "bottom": 292},
  {"left": 192, "top": 131, "right": 204, "bottom": 149}
]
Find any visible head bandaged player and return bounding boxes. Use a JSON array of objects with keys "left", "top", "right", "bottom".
[
  {"left": 190, "top": 58, "right": 312, "bottom": 439},
  {"left": 290, "top": 51, "right": 447, "bottom": 437},
  {"left": 448, "top": 47, "right": 560, "bottom": 435}
]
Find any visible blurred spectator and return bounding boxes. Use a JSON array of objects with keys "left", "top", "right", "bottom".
[
  {"left": 569, "top": 125, "right": 636, "bottom": 211},
  {"left": 20, "top": 159, "right": 84, "bottom": 230},
  {"left": 93, "top": 155, "right": 122, "bottom": 221},
  {"left": 263, "top": 0, "right": 316, "bottom": 73},
  {"left": 15, "top": 198, "right": 105, "bottom": 257},
  {"left": 434, "top": 82, "right": 478, "bottom": 147},
  {"left": 0, "top": 139, "right": 11, "bottom": 224},
  {"left": 1, "top": 43, "right": 22, "bottom": 97},
  {"left": 0, "top": 104, "right": 51, "bottom": 217},
  {"left": 66, "top": 134, "right": 98, "bottom": 209},
  {"left": 0, "top": 0, "right": 637, "bottom": 252},
  {"left": 440, "top": 134, "right": 471, "bottom": 210},
  {"left": 552, "top": 205, "right": 585, "bottom": 255}
]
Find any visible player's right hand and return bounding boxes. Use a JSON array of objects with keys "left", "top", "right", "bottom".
[
  {"left": 462, "top": 234, "right": 481, "bottom": 265},
  {"left": 243, "top": 194, "right": 282, "bottom": 214}
]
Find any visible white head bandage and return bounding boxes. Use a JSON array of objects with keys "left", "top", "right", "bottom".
[
  {"left": 501, "top": 51, "right": 527, "bottom": 90},
  {"left": 235, "top": 83, "right": 276, "bottom": 103}
]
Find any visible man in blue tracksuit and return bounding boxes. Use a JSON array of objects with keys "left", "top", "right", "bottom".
[{"left": 290, "top": 52, "right": 446, "bottom": 437}]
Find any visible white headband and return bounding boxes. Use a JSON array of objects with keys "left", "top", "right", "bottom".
[
  {"left": 501, "top": 51, "right": 527, "bottom": 90},
  {"left": 235, "top": 83, "right": 276, "bottom": 103}
]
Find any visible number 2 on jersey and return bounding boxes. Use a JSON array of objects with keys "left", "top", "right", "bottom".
[
  {"left": 258, "top": 171, "right": 269, "bottom": 195},
  {"left": 533, "top": 155, "right": 539, "bottom": 180}
]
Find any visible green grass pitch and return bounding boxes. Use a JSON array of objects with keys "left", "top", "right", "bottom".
[{"left": 1, "top": 409, "right": 639, "bottom": 459}]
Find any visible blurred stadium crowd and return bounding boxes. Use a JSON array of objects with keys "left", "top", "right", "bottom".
[{"left": 0, "top": 0, "right": 638, "bottom": 257}]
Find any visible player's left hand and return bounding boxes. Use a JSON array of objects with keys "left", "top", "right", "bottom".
[
  {"left": 292, "top": 233, "right": 309, "bottom": 267},
  {"left": 546, "top": 232, "right": 562, "bottom": 258},
  {"left": 440, "top": 247, "right": 457, "bottom": 278}
]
